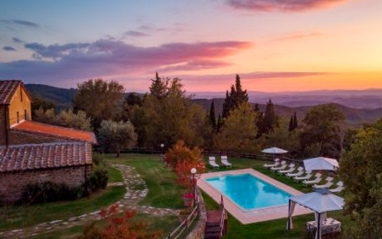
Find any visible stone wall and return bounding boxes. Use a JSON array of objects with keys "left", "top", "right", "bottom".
[
  {"left": 0, "top": 165, "right": 92, "bottom": 203},
  {"left": 0, "top": 106, "right": 6, "bottom": 145},
  {"left": 9, "top": 130, "right": 70, "bottom": 145},
  {"left": 186, "top": 189, "right": 207, "bottom": 239}
]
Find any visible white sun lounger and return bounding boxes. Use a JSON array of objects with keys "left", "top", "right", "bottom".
[
  {"left": 286, "top": 167, "right": 304, "bottom": 178},
  {"left": 271, "top": 161, "right": 287, "bottom": 172},
  {"left": 278, "top": 163, "right": 295, "bottom": 175},
  {"left": 303, "top": 173, "right": 323, "bottom": 186},
  {"left": 208, "top": 156, "right": 220, "bottom": 169},
  {"left": 220, "top": 156, "right": 232, "bottom": 168},
  {"left": 294, "top": 172, "right": 312, "bottom": 181},
  {"left": 329, "top": 181, "right": 344, "bottom": 193},
  {"left": 313, "top": 177, "right": 334, "bottom": 189},
  {"left": 263, "top": 158, "right": 280, "bottom": 168}
]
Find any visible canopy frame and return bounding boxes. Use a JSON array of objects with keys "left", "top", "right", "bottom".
[{"left": 286, "top": 190, "right": 344, "bottom": 239}]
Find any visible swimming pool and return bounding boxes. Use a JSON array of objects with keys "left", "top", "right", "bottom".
[{"left": 206, "top": 173, "right": 292, "bottom": 210}]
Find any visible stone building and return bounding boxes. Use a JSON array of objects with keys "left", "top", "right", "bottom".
[{"left": 0, "top": 80, "right": 97, "bottom": 202}]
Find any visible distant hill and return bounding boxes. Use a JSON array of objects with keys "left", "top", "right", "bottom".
[
  {"left": 191, "top": 89, "right": 382, "bottom": 109},
  {"left": 25, "top": 84, "right": 77, "bottom": 109},
  {"left": 193, "top": 99, "right": 382, "bottom": 126},
  {"left": 24, "top": 84, "right": 382, "bottom": 125}
]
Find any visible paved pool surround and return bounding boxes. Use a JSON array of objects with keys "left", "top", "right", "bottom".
[{"left": 198, "top": 168, "right": 312, "bottom": 224}]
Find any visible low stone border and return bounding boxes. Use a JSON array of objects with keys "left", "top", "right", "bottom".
[{"left": 0, "top": 164, "right": 180, "bottom": 238}]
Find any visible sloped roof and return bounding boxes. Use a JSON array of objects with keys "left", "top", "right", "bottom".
[
  {"left": 0, "top": 142, "right": 92, "bottom": 173},
  {"left": 0, "top": 80, "right": 22, "bottom": 105},
  {"left": 13, "top": 121, "right": 98, "bottom": 144}
]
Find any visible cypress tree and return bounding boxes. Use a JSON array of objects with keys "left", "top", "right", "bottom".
[
  {"left": 293, "top": 112, "right": 298, "bottom": 129},
  {"left": 289, "top": 115, "right": 294, "bottom": 132},
  {"left": 222, "top": 74, "right": 248, "bottom": 118},
  {"left": 217, "top": 114, "right": 223, "bottom": 132},
  {"left": 262, "top": 99, "right": 278, "bottom": 134},
  {"left": 209, "top": 100, "right": 217, "bottom": 129}
]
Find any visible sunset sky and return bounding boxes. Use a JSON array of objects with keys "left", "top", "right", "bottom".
[{"left": 1, "top": 0, "right": 382, "bottom": 92}]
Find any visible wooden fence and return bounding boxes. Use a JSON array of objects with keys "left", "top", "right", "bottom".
[{"left": 165, "top": 198, "right": 200, "bottom": 239}]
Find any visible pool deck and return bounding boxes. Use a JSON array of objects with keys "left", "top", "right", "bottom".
[{"left": 198, "top": 168, "right": 312, "bottom": 224}]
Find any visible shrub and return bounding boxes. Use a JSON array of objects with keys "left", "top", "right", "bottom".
[
  {"left": 78, "top": 204, "right": 162, "bottom": 239},
  {"left": 164, "top": 140, "right": 203, "bottom": 169},
  {"left": 20, "top": 182, "right": 81, "bottom": 204},
  {"left": 19, "top": 154, "right": 109, "bottom": 204}
]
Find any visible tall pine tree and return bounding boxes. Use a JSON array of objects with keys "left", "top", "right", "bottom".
[
  {"left": 209, "top": 100, "right": 217, "bottom": 129},
  {"left": 261, "top": 99, "right": 278, "bottom": 134},
  {"left": 293, "top": 112, "right": 298, "bottom": 129},
  {"left": 222, "top": 74, "right": 249, "bottom": 118},
  {"left": 217, "top": 114, "right": 223, "bottom": 132},
  {"left": 149, "top": 72, "right": 168, "bottom": 99},
  {"left": 289, "top": 115, "right": 294, "bottom": 132}
]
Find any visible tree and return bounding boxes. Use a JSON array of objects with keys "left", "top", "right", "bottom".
[
  {"left": 34, "top": 108, "right": 92, "bottom": 131},
  {"left": 260, "top": 117, "right": 301, "bottom": 155},
  {"left": 31, "top": 97, "right": 56, "bottom": 118},
  {"left": 222, "top": 74, "right": 248, "bottom": 118},
  {"left": 98, "top": 120, "right": 137, "bottom": 157},
  {"left": 73, "top": 79, "right": 125, "bottom": 129},
  {"left": 288, "top": 112, "right": 298, "bottom": 132},
  {"left": 217, "top": 114, "right": 223, "bottom": 132},
  {"left": 214, "top": 102, "right": 259, "bottom": 152},
  {"left": 129, "top": 76, "right": 210, "bottom": 148},
  {"left": 209, "top": 100, "right": 217, "bottom": 130},
  {"left": 149, "top": 72, "right": 168, "bottom": 99},
  {"left": 288, "top": 115, "right": 294, "bottom": 132},
  {"left": 79, "top": 204, "right": 162, "bottom": 239},
  {"left": 301, "top": 104, "right": 345, "bottom": 158},
  {"left": 338, "top": 120, "right": 382, "bottom": 239},
  {"left": 293, "top": 112, "right": 298, "bottom": 129},
  {"left": 261, "top": 99, "right": 278, "bottom": 134},
  {"left": 125, "top": 93, "right": 143, "bottom": 107}
]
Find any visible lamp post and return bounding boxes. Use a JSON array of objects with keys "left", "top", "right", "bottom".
[{"left": 190, "top": 168, "right": 197, "bottom": 203}]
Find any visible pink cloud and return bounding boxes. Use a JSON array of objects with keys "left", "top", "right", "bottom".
[
  {"left": 227, "top": 0, "right": 352, "bottom": 12},
  {"left": 0, "top": 39, "right": 252, "bottom": 84},
  {"left": 159, "top": 60, "right": 232, "bottom": 72}
]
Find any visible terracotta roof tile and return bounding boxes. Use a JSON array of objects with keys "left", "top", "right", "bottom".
[
  {"left": 0, "top": 80, "right": 22, "bottom": 105},
  {"left": 13, "top": 121, "right": 98, "bottom": 144},
  {"left": 0, "top": 142, "right": 92, "bottom": 173}
]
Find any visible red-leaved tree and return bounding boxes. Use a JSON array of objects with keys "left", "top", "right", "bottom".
[
  {"left": 79, "top": 204, "right": 162, "bottom": 239},
  {"left": 175, "top": 159, "right": 206, "bottom": 191}
]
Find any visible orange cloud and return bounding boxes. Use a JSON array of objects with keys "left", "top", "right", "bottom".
[{"left": 227, "top": 0, "right": 352, "bottom": 12}]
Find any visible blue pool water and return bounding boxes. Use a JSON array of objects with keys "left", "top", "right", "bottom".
[{"left": 206, "top": 174, "right": 292, "bottom": 210}]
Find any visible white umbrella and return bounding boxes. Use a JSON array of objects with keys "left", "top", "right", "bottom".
[
  {"left": 303, "top": 157, "right": 339, "bottom": 171},
  {"left": 261, "top": 147, "right": 288, "bottom": 154},
  {"left": 287, "top": 189, "right": 344, "bottom": 239}
]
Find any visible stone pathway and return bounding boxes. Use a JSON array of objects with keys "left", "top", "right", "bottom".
[{"left": 0, "top": 164, "right": 180, "bottom": 239}]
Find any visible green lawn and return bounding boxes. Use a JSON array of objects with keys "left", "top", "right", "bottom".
[
  {"left": 105, "top": 154, "right": 186, "bottom": 209},
  {"left": 30, "top": 213, "right": 180, "bottom": 239},
  {"left": 202, "top": 156, "right": 353, "bottom": 239},
  {"left": 107, "top": 167, "right": 124, "bottom": 183},
  {"left": 24, "top": 154, "right": 186, "bottom": 239},
  {"left": 0, "top": 167, "right": 125, "bottom": 232}
]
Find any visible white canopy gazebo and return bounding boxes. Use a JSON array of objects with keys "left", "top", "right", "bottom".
[
  {"left": 261, "top": 147, "right": 288, "bottom": 155},
  {"left": 303, "top": 157, "right": 339, "bottom": 171},
  {"left": 286, "top": 189, "right": 344, "bottom": 239}
]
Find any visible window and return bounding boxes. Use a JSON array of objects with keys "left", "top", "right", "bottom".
[
  {"left": 24, "top": 110, "right": 27, "bottom": 120},
  {"left": 17, "top": 112, "right": 20, "bottom": 124},
  {"left": 20, "top": 88, "right": 23, "bottom": 102}
]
